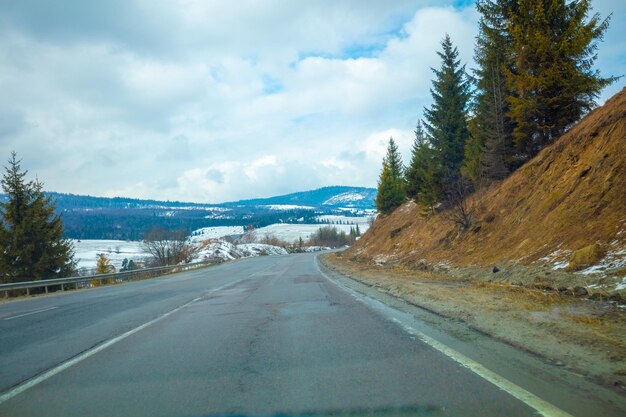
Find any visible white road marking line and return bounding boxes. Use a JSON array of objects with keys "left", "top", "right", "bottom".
[
  {"left": 3, "top": 306, "right": 58, "bottom": 321},
  {"left": 0, "top": 281, "right": 235, "bottom": 405},
  {"left": 392, "top": 319, "right": 574, "bottom": 417},
  {"left": 315, "top": 256, "right": 574, "bottom": 417}
]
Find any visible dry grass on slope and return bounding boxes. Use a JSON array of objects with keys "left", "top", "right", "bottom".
[{"left": 348, "top": 87, "right": 626, "bottom": 273}]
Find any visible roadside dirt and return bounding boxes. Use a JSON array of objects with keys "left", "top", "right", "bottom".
[{"left": 321, "top": 252, "right": 626, "bottom": 393}]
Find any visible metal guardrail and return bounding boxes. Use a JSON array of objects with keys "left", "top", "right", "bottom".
[{"left": 0, "top": 260, "right": 220, "bottom": 298}]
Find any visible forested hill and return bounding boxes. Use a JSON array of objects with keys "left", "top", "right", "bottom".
[{"left": 0, "top": 186, "right": 376, "bottom": 240}]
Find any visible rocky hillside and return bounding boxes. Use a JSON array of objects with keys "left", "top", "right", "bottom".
[{"left": 347, "top": 88, "right": 626, "bottom": 278}]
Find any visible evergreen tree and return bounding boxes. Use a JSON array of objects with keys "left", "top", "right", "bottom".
[
  {"left": 0, "top": 152, "right": 75, "bottom": 283},
  {"left": 404, "top": 121, "right": 443, "bottom": 211},
  {"left": 424, "top": 34, "right": 471, "bottom": 183},
  {"left": 405, "top": 121, "right": 428, "bottom": 200},
  {"left": 383, "top": 137, "right": 404, "bottom": 179},
  {"left": 355, "top": 223, "right": 361, "bottom": 237},
  {"left": 461, "top": 129, "right": 484, "bottom": 186},
  {"left": 375, "top": 138, "right": 406, "bottom": 214},
  {"left": 505, "top": 0, "right": 617, "bottom": 160},
  {"left": 471, "top": 0, "right": 517, "bottom": 180},
  {"left": 416, "top": 145, "right": 442, "bottom": 213},
  {"left": 120, "top": 258, "right": 137, "bottom": 272}
]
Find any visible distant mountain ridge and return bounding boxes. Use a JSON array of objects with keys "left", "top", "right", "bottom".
[
  {"left": 0, "top": 186, "right": 376, "bottom": 240},
  {"left": 224, "top": 186, "right": 376, "bottom": 209},
  {"left": 0, "top": 185, "right": 376, "bottom": 210}
]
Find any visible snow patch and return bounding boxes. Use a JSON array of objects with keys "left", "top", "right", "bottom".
[
  {"left": 253, "top": 223, "right": 367, "bottom": 242},
  {"left": 315, "top": 215, "right": 373, "bottom": 226},
  {"left": 323, "top": 192, "right": 366, "bottom": 205},
  {"left": 537, "top": 249, "right": 572, "bottom": 270},
  {"left": 189, "top": 226, "right": 245, "bottom": 243},
  {"left": 259, "top": 204, "right": 315, "bottom": 211},
  {"left": 577, "top": 247, "right": 626, "bottom": 276},
  {"left": 196, "top": 239, "right": 287, "bottom": 261}
]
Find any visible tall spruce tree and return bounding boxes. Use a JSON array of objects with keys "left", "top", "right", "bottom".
[
  {"left": 406, "top": 121, "right": 428, "bottom": 200},
  {"left": 424, "top": 34, "right": 471, "bottom": 184},
  {"left": 405, "top": 122, "right": 442, "bottom": 211},
  {"left": 470, "top": 0, "right": 517, "bottom": 180},
  {"left": 460, "top": 128, "right": 484, "bottom": 186},
  {"left": 505, "top": 0, "right": 617, "bottom": 159},
  {"left": 0, "top": 152, "right": 75, "bottom": 283},
  {"left": 375, "top": 138, "right": 406, "bottom": 215}
]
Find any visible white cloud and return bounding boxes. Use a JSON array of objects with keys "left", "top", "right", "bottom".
[{"left": 0, "top": 1, "right": 622, "bottom": 203}]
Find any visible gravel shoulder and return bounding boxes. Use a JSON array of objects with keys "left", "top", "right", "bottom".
[{"left": 320, "top": 252, "right": 626, "bottom": 393}]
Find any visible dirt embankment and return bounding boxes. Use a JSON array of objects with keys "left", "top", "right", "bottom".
[
  {"left": 321, "top": 252, "right": 626, "bottom": 392},
  {"left": 346, "top": 88, "right": 626, "bottom": 297}
]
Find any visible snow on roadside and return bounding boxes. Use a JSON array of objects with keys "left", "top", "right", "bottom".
[
  {"left": 578, "top": 247, "right": 626, "bottom": 276},
  {"left": 196, "top": 239, "right": 287, "bottom": 261},
  {"left": 298, "top": 246, "right": 331, "bottom": 252}
]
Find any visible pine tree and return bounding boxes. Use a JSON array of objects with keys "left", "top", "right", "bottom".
[
  {"left": 424, "top": 34, "right": 471, "bottom": 183},
  {"left": 375, "top": 138, "right": 406, "bottom": 214},
  {"left": 471, "top": 0, "right": 517, "bottom": 180},
  {"left": 505, "top": 0, "right": 617, "bottom": 159},
  {"left": 355, "top": 223, "right": 361, "bottom": 237},
  {"left": 460, "top": 129, "right": 484, "bottom": 186},
  {"left": 406, "top": 121, "right": 427, "bottom": 200},
  {"left": 383, "top": 137, "right": 404, "bottom": 179},
  {"left": 0, "top": 152, "right": 75, "bottom": 283},
  {"left": 404, "top": 122, "right": 442, "bottom": 211}
]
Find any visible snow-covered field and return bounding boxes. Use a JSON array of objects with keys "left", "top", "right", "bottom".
[
  {"left": 315, "top": 215, "right": 374, "bottom": 226},
  {"left": 71, "top": 239, "right": 149, "bottom": 271},
  {"left": 73, "top": 219, "right": 362, "bottom": 273},
  {"left": 252, "top": 222, "right": 370, "bottom": 243},
  {"left": 259, "top": 204, "right": 315, "bottom": 211}
]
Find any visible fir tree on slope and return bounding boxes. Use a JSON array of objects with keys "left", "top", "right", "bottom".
[
  {"left": 466, "top": 0, "right": 517, "bottom": 183},
  {"left": 505, "top": 0, "right": 617, "bottom": 160},
  {"left": 0, "top": 152, "right": 75, "bottom": 283},
  {"left": 423, "top": 34, "right": 471, "bottom": 186},
  {"left": 405, "top": 120, "right": 441, "bottom": 211},
  {"left": 375, "top": 138, "right": 406, "bottom": 215}
]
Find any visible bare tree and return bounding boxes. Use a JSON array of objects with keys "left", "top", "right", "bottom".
[
  {"left": 442, "top": 179, "right": 475, "bottom": 231},
  {"left": 143, "top": 228, "right": 198, "bottom": 266}
]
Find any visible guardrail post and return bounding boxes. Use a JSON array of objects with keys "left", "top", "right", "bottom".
[
  {"left": 45, "top": 286, "right": 48, "bottom": 294},
  {"left": 26, "top": 287, "right": 30, "bottom": 296}
]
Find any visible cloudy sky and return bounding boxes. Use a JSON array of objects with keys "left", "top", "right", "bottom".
[{"left": 0, "top": 0, "right": 623, "bottom": 203}]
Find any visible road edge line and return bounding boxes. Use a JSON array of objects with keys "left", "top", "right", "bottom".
[{"left": 315, "top": 254, "right": 574, "bottom": 417}]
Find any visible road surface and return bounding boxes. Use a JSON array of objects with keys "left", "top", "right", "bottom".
[{"left": 0, "top": 253, "right": 624, "bottom": 416}]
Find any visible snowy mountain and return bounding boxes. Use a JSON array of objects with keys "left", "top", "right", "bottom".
[
  {"left": 322, "top": 191, "right": 366, "bottom": 205},
  {"left": 224, "top": 186, "right": 376, "bottom": 209}
]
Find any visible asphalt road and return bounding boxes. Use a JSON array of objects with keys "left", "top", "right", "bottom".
[{"left": 0, "top": 253, "right": 623, "bottom": 417}]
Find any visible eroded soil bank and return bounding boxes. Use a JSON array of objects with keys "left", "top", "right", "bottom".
[{"left": 321, "top": 252, "right": 626, "bottom": 393}]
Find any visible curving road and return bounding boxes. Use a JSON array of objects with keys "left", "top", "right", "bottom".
[{"left": 0, "top": 253, "right": 624, "bottom": 417}]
